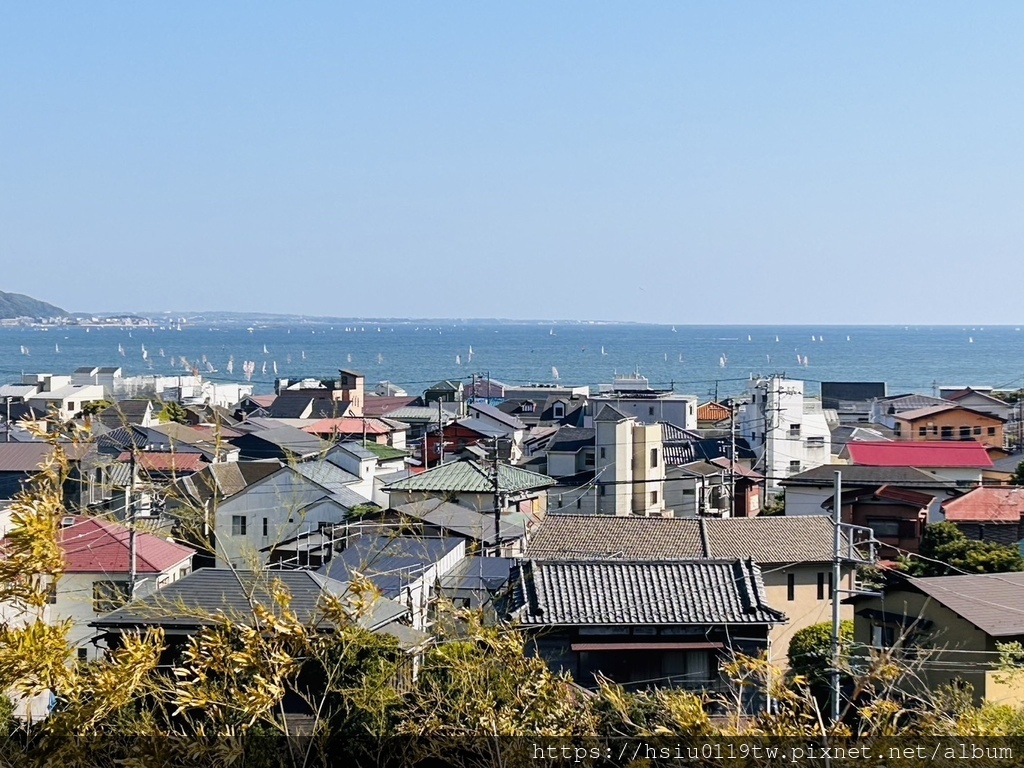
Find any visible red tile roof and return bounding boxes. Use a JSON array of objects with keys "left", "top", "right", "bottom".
[
  {"left": 942, "top": 487, "right": 1024, "bottom": 523},
  {"left": 56, "top": 516, "right": 194, "bottom": 573},
  {"left": 874, "top": 484, "right": 936, "bottom": 508},
  {"left": 302, "top": 418, "right": 392, "bottom": 436},
  {"left": 845, "top": 441, "right": 993, "bottom": 468},
  {"left": 697, "top": 402, "right": 731, "bottom": 422},
  {"left": 116, "top": 451, "right": 206, "bottom": 473}
]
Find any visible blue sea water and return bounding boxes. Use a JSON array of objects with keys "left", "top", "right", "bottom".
[{"left": 2, "top": 321, "right": 1023, "bottom": 399}]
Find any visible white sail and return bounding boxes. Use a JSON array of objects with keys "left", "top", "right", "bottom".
[
  {"left": 601, "top": 346, "right": 606, "bottom": 356},
  {"left": 262, "top": 361, "right": 267, "bottom": 375},
  {"left": 456, "top": 354, "right": 461, "bottom": 365},
  {"left": 272, "top": 361, "right": 277, "bottom": 374},
  {"left": 551, "top": 366, "right": 559, "bottom": 380},
  {"left": 55, "top": 343, "right": 59, "bottom": 353},
  {"left": 377, "top": 353, "right": 383, "bottom": 364},
  {"left": 263, "top": 344, "right": 268, "bottom": 354},
  {"left": 347, "top": 353, "right": 352, "bottom": 363},
  {"left": 301, "top": 350, "right": 306, "bottom": 360},
  {"left": 227, "top": 358, "right": 234, "bottom": 374},
  {"left": 719, "top": 355, "right": 727, "bottom": 368}
]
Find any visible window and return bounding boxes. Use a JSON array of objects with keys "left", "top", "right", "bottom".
[
  {"left": 816, "top": 572, "right": 834, "bottom": 600},
  {"left": 918, "top": 427, "right": 927, "bottom": 437},
  {"left": 584, "top": 451, "right": 595, "bottom": 467},
  {"left": 650, "top": 490, "right": 658, "bottom": 505},
  {"left": 600, "top": 485, "right": 607, "bottom": 497},
  {"left": 521, "top": 402, "right": 535, "bottom": 413},
  {"left": 231, "top": 515, "right": 247, "bottom": 536},
  {"left": 648, "top": 406, "right": 655, "bottom": 416},
  {"left": 941, "top": 426, "right": 954, "bottom": 439},
  {"left": 178, "top": 567, "right": 189, "bottom": 580},
  {"left": 576, "top": 498, "right": 581, "bottom": 509},
  {"left": 553, "top": 404, "right": 565, "bottom": 418},
  {"left": 789, "top": 423, "right": 801, "bottom": 437},
  {"left": 599, "top": 447, "right": 606, "bottom": 460},
  {"left": 77, "top": 648, "right": 88, "bottom": 662},
  {"left": 973, "top": 426, "right": 982, "bottom": 435},
  {"left": 989, "top": 427, "right": 997, "bottom": 436},
  {"left": 872, "top": 624, "right": 897, "bottom": 649},
  {"left": 46, "top": 582, "right": 57, "bottom": 605},
  {"left": 93, "top": 580, "right": 129, "bottom": 613},
  {"left": 789, "top": 460, "right": 801, "bottom": 472},
  {"left": 959, "top": 426, "right": 972, "bottom": 439},
  {"left": 262, "top": 517, "right": 268, "bottom": 537},
  {"left": 868, "top": 519, "right": 901, "bottom": 538},
  {"left": 650, "top": 448, "right": 658, "bottom": 468},
  {"left": 787, "top": 573, "right": 795, "bottom": 602}
]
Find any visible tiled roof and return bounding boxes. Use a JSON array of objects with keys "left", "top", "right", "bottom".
[
  {"left": 896, "top": 405, "right": 1003, "bottom": 423},
  {"left": 697, "top": 402, "right": 732, "bottom": 422},
  {"left": 116, "top": 451, "right": 206, "bottom": 474},
  {"left": 527, "top": 514, "right": 840, "bottom": 564},
  {"left": 877, "top": 394, "right": 954, "bottom": 412},
  {"left": 91, "top": 568, "right": 406, "bottom": 632},
  {"left": 546, "top": 427, "right": 595, "bottom": 453},
  {"left": 594, "top": 404, "right": 629, "bottom": 423},
  {"left": 319, "top": 535, "right": 463, "bottom": 597},
  {"left": 898, "top": 572, "right": 1024, "bottom": 637},
  {"left": 55, "top": 516, "right": 193, "bottom": 574},
  {"left": 363, "top": 396, "right": 420, "bottom": 416},
  {"left": 942, "top": 487, "right": 1024, "bottom": 523},
  {"left": 171, "top": 461, "right": 282, "bottom": 505},
  {"left": 393, "top": 498, "right": 526, "bottom": 545},
  {"left": 302, "top": 417, "right": 393, "bottom": 436},
  {"left": 383, "top": 459, "right": 555, "bottom": 494},
  {"left": 782, "top": 464, "right": 948, "bottom": 487},
  {"left": 845, "top": 441, "right": 993, "bottom": 468},
  {"left": 0, "top": 443, "right": 55, "bottom": 472},
  {"left": 467, "top": 402, "right": 527, "bottom": 431},
  {"left": 511, "top": 559, "right": 785, "bottom": 626}
]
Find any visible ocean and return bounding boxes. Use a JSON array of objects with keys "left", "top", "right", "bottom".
[{"left": 2, "top": 321, "right": 1022, "bottom": 400}]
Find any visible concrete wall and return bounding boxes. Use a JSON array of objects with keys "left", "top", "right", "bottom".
[{"left": 764, "top": 565, "right": 855, "bottom": 667}]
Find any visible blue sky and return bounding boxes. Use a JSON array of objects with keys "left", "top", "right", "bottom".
[{"left": 2, "top": 3, "right": 1023, "bottom": 323}]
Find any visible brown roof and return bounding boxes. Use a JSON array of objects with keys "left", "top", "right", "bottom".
[
  {"left": 901, "top": 572, "right": 1024, "bottom": 637},
  {"left": 0, "top": 442, "right": 90, "bottom": 472},
  {"left": 942, "top": 487, "right": 1024, "bottom": 523},
  {"left": 116, "top": 451, "right": 206, "bottom": 474},
  {"left": 895, "top": 404, "right": 1004, "bottom": 423},
  {"left": 697, "top": 402, "right": 731, "bottom": 422},
  {"left": 363, "top": 396, "right": 419, "bottom": 416},
  {"left": 527, "top": 514, "right": 839, "bottom": 564}
]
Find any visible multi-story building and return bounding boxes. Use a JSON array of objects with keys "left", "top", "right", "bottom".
[{"left": 738, "top": 376, "right": 831, "bottom": 489}]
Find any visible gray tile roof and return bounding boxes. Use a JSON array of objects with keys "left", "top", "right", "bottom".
[
  {"left": 393, "top": 498, "right": 526, "bottom": 545},
  {"left": 894, "top": 572, "right": 1024, "bottom": 637},
  {"left": 467, "top": 402, "right": 527, "bottom": 431},
  {"left": 527, "top": 514, "right": 841, "bottom": 565},
  {"left": 171, "top": 461, "right": 283, "bottom": 505},
  {"left": 781, "top": 464, "right": 950, "bottom": 487},
  {"left": 319, "top": 535, "right": 463, "bottom": 597},
  {"left": 511, "top": 559, "right": 785, "bottom": 626},
  {"left": 593, "top": 404, "right": 629, "bottom": 423},
  {"left": 383, "top": 460, "right": 555, "bottom": 494},
  {"left": 546, "top": 427, "right": 595, "bottom": 453},
  {"left": 90, "top": 568, "right": 406, "bottom": 632}
]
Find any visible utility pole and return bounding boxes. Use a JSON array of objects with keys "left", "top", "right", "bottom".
[
  {"left": 128, "top": 449, "right": 138, "bottom": 601},
  {"left": 729, "top": 400, "right": 736, "bottom": 517},
  {"left": 491, "top": 436, "right": 503, "bottom": 556},
  {"left": 437, "top": 399, "right": 444, "bottom": 466},
  {"left": 4, "top": 397, "right": 10, "bottom": 442},
  {"left": 830, "top": 470, "right": 842, "bottom": 725}
]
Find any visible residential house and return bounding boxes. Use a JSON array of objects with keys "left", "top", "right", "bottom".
[
  {"left": 849, "top": 572, "right": 1024, "bottom": 705},
  {"left": 466, "top": 401, "right": 527, "bottom": 461},
  {"left": 509, "top": 558, "right": 784, "bottom": 702},
  {"left": 941, "top": 387, "right": 1014, "bottom": 422},
  {"left": 666, "top": 460, "right": 731, "bottom": 517},
  {"left": 437, "top": 556, "right": 514, "bottom": 619},
  {"left": 822, "top": 485, "right": 935, "bottom": 557},
  {"left": 526, "top": 513, "right": 860, "bottom": 664},
  {"left": 589, "top": 372, "right": 698, "bottom": 430},
  {"left": 839, "top": 441, "right": 992, "bottom": 487},
  {"left": 0, "top": 515, "right": 194, "bottom": 666},
  {"left": 95, "top": 400, "right": 155, "bottom": 430},
  {"left": 891, "top": 404, "right": 1005, "bottom": 449},
  {"left": 465, "top": 376, "right": 507, "bottom": 404},
  {"left": 782, "top": 464, "right": 954, "bottom": 519},
  {"left": 165, "top": 459, "right": 371, "bottom": 568},
  {"left": 423, "top": 380, "right": 464, "bottom": 408},
  {"left": 390, "top": 498, "right": 528, "bottom": 555},
  {"left": 738, "top": 376, "right": 831, "bottom": 489},
  {"left": 423, "top": 417, "right": 506, "bottom": 467},
  {"left": 71, "top": 366, "right": 124, "bottom": 394},
  {"left": 497, "top": 394, "right": 588, "bottom": 428},
  {"left": 942, "top": 487, "right": 1024, "bottom": 548},
  {"left": 26, "top": 379, "right": 106, "bottom": 422},
  {"left": 594, "top": 405, "right": 665, "bottom": 516},
  {"left": 229, "top": 425, "right": 327, "bottom": 461},
  {"left": 90, "top": 568, "right": 416, "bottom": 669},
  {"left": 319, "top": 534, "right": 465, "bottom": 632},
  {"left": 869, "top": 393, "right": 955, "bottom": 431},
  {"left": 382, "top": 459, "right": 554, "bottom": 523},
  {"left": 301, "top": 417, "right": 407, "bottom": 449},
  {"left": 696, "top": 401, "right": 731, "bottom": 429}
]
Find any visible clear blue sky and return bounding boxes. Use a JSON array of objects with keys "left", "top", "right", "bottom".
[{"left": 3, "top": 3, "right": 1023, "bottom": 323}]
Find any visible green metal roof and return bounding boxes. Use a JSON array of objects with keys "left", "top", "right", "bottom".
[
  {"left": 357, "top": 441, "right": 411, "bottom": 461},
  {"left": 384, "top": 460, "right": 555, "bottom": 494}
]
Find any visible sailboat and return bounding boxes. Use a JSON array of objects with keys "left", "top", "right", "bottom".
[
  {"left": 20, "top": 345, "right": 28, "bottom": 356},
  {"left": 671, "top": 326, "right": 677, "bottom": 333},
  {"left": 226, "top": 358, "right": 234, "bottom": 374},
  {"left": 969, "top": 337, "right": 974, "bottom": 343},
  {"left": 377, "top": 353, "right": 384, "bottom": 364},
  {"left": 775, "top": 335, "right": 779, "bottom": 342},
  {"left": 118, "top": 343, "right": 124, "bottom": 356},
  {"left": 747, "top": 335, "right": 751, "bottom": 341},
  {"left": 272, "top": 361, "right": 277, "bottom": 375},
  {"left": 811, "top": 335, "right": 816, "bottom": 341},
  {"left": 301, "top": 350, "right": 306, "bottom": 360},
  {"left": 261, "top": 361, "right": 267, "bottom": 375},
  {"left": 54, "top": 343, "right": 59, "bottom": 353},
  {"left": 601, "top": 346, "right": 607, "bottom": 356},
  {"left": 549, "top": 328, "right": 555, "bottom": 336},
  {"left": 551, "top": 366, "right": 560, "bottom": 380},
  {"left": 719, "top": 354, "right": 727, "bottom": 368},
  {"left": 456, "top": 354, "right": 462, "bottom": 366},
  {"left": 159, "top": 348, "right": 165, "bottom": 357},
  {"left": 678, "top": 354, "right": 683, "bottom": 363},
  {"left": 263, "top": 344, "right": 269, "bottom": 354},
  {"left": 663, "top": 353, "right": 667, "bottom": 361},
  {"left": 467, "top": 345, "right": 473, "bottom": 363},
  {"left": 846, "top": 336, "right": 850, "bottom": 341}
]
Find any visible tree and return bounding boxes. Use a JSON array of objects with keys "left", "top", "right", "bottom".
[
  {"left": 158, "top": 401, "right": 189, "bottom": 424},
  {"left": 761, "top": 492, "right": 785, "bottom": 516},
  {"left": 789, "top": 620, "right": 854, "bottom": 686},
  {"left": 906, "top": 522, "right": 1024, "bottom": 576},
  {"left": 1012, "top": 460, "right": 1024, "bottom": 486}
]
